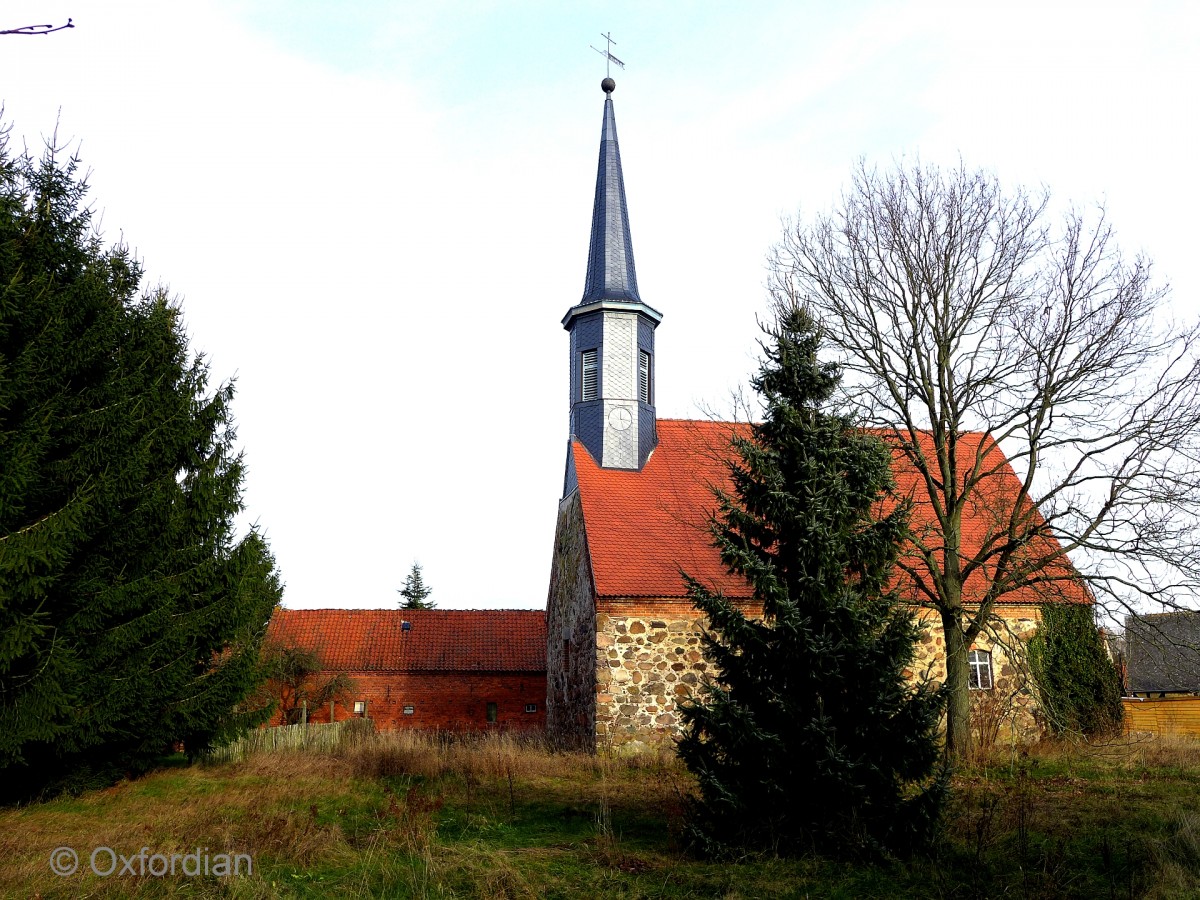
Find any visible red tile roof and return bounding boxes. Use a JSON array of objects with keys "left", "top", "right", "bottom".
[
  {"left": 266, "top": 609, "right": 547, "bottom": 672},
  {"left": 572, "top": 420, "right": 752, "bottom": 599},
  {"left": 572, "top": 419, "right": 1088, "bottom": 605}
]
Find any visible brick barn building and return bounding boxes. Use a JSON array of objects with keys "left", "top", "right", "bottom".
[
  {"left": 545, "top": 78, "right": 1089, "bottom": 751},
  {"left": 266, "top": 609, "right": 546, "bottom": 731}
]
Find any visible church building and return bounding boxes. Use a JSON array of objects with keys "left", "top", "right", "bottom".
[{"left": 545, "top": 79, "right": 1089, "bottom": 752}]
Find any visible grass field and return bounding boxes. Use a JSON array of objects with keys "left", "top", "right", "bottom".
[{"left": 4, "top": 726, "right": 1200, "bottom": 899}]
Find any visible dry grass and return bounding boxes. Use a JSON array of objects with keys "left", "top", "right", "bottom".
[
  {"left": 7, "top": 727, "right": 1200, "bottom": 898},
  {"left": 1005, "top": 730, "right": 1200, "bottom": 772},
  {"left": 1, "top": 729, "right": 686, "bottom": 898},
  {"left": 0, "top": 757, "right": 355, "bottom": 897},
  {"left": 336, "top": 725, "right": 675, "bottom": 782}
]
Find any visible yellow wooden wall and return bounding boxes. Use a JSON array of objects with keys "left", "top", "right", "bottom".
[{"left": 1123, "top": 697, "right": 1200, "bottom": 737}]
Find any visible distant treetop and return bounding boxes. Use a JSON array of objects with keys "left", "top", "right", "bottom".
[{"left": 399, "top": 562, "right": 435, "bottom": 610}]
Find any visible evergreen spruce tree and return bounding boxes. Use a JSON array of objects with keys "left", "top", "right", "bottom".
[
  {"left": 0, "top": 133, "right": 281, "bottom": 800},
  {"left": 1028, "top": 604, "right": 1123, "bottom": 737},
  {"left": 677, "top": 306, "right": 946, "bottom": 858},
  {"left": 398, "top": 562, "right": 435, "bottom": 610}
]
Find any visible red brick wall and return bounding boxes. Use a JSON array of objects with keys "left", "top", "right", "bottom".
[{"left": 282, "top": 671, "right": 547, "bottom": 731}]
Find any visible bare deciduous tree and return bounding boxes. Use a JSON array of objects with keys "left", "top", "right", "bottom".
[
  {"left": 769, "top": 160, "right": 1200, "bottom": 759},
  {"left": 256, "top": 642, "right": 356, "bottom": 725}
]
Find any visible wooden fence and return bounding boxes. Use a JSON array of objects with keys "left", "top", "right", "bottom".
[{"left": 1123, "top": 697, "right": 1200, "bottom": 737}]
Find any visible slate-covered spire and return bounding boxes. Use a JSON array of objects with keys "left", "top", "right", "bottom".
[
  {"left": 562, "top": 78, "right": 661, "bottom": 474},
  {"left": 581, "top": 77, "right": 641, "bottom": 304}
]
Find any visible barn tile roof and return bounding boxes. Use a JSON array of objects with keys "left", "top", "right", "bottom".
[
  {"left": 571, "top": 418, "right": 1089, "bottom": 605},
  {"left": 266, "top": 609, "right": 547, "bottom": 673}
]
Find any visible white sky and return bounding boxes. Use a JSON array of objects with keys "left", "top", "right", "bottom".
[{"left": 1, "top": 1, "right": 1197, "bottom": 610}]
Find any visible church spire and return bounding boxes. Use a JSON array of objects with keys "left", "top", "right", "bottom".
[
  {"left": 563, "top": 78, "right": 662, "bottom": 472},
  {"left": 581, "top": 78, "right": 641, "bottom": 304}
]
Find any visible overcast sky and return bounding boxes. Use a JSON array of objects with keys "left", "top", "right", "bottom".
[{"left": 2, "top": 1, "right": 1197, "bottom": 610}]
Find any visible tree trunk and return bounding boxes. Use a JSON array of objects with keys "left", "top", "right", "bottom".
[{"left": 942, "top": 611, "right": 973, "bottom": 762}]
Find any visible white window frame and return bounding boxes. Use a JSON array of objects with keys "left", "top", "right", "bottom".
[
  {"left": 968, "top": 649, "right": 993, "bottom": 690},
  {"left": 581, "top": 349, "right": 598, "bottom": 401},
  {"left": 353, "top": 700, "right": 367, "bottom": 716},
  {"left": 402, "top": 704, "right": 415, "bottom": 715},
  {"left": 524, "top": 703, "right": 538, "bottom": 714}
]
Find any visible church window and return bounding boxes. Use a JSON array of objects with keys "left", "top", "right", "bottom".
[
  {"left": 639, "top": 350, "right": 651, "bottom": 404},
  {"left": 486, "top": 702, "right": 498, "bottom": 723},
  {"left": 968, "top": 649, "right": 993, "bottom": 690},
  {"left": 581, "top": 349, "right": 598, "bottom": 401}
]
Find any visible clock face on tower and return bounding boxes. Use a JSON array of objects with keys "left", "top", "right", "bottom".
[{"left": 608, "top": 407, "right": 633, "bottom": 431}]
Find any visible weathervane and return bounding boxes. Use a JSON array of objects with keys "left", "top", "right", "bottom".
[
  {"left": 590, "top": 31, "right": 625, "bottom": 79},
  {"left": 0, "top": 18, "right": 73, "bottom": 36}
]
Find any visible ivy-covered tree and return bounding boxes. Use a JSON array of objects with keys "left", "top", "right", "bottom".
[
  {"left": 1028, "top": 604, "right": 1123, "bottom": 737},
  {"left": 678, "top": 306, "right": 946, "bottom": 858},
  {"left": 0, "top": 132, "right": 281, "bottom": 801},
  {"left": 398, "top": 562, "right": 435, "bottom": 610}
]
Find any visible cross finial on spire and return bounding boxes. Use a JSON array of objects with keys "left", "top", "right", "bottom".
[{"left": 590, "top": 31, "right": 625, "bottom": 81}]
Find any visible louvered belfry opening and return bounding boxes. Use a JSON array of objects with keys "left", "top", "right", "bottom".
[{"left": 581, "top": 349, "right": 598, "bottom": 401}]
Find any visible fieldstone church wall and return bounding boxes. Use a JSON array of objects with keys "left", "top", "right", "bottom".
[
  {"left": 546, "top": 498, "right": 1047, "bottom": 750},
  {"left": 911, "top": 606, "right": 1043, "bottom": 745},
  {"left": 545, "top": 495, "right": 597, "bottom": 748},
  {"left": 594, "top": 604, "right": 709, "bottom": 751},
  {"left": 577, "top": 600, "right": 1044, "bottom": 752}
]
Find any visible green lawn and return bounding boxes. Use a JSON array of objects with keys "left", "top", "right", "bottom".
[{"left": 2, "top": 731, "right": 1198, "bottom": 898}]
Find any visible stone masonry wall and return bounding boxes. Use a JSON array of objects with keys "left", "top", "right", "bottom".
[
  {"left": 595, "top": 601, "right": 1046, "bottom": 751},
  {"left": 911, "top": 605, "right": 1043, "bottom": 745},
  {"left": 594, "top": 601, "right": 714, "bottom": 752},
  {"left": 545, "top": 494, "right": 598, "bottom": 748}
]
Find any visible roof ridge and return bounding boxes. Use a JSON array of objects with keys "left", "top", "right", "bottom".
[{"left": 275, "top": 607, "right": 545, "bottom": 614}]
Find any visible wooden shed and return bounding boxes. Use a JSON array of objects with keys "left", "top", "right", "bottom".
[{"left": 1122, "top": 611, "right": 1200, "bottom": 737}]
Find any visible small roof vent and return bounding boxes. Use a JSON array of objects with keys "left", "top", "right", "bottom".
[{"left": 401, "top": 620, "right": 411, "bottom": 631}]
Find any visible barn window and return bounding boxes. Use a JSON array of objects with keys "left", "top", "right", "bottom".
[
  {"left": 486, "top": 702, "right": 498, "bottom": 723},
  {"left": 353, "top": 700, "right": 367, "bottom": 717},
  {"left": 525, "top": 703, "right": 538, "bottom": 714},
  {"left": 580, "top": 349, "right": 598, "bottom": 401},
  {"left": 968, "top": 650, "right": 993, "bottom": 690},
  {"left": 403, "top": 705, "right": 414, "bottom": 715},
  {"left": 639, "top": 350, "right": 651, "bottom": 404}
]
